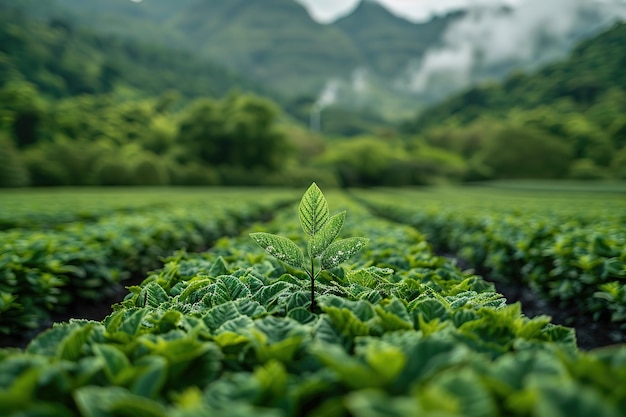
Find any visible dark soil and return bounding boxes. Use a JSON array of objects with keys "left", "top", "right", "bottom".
[
  {"left": 443, "top": 254, "right": 626, "bottom": 351},
  {"left": 494, "top": 280, "right": 626, "bottom": 350},
  {"left": 0, "top": 276, "right": 142, "bottom": 350}
]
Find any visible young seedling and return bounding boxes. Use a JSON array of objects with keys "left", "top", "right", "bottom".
[{"left": 250, "top": 182, "right": 368, "bottom": 311}]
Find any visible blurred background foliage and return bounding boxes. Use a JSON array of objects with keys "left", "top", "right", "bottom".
[{"left": 0, "top": 0, "right": 625, "bottom": 188}]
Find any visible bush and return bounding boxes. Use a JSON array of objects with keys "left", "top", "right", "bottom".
[
  {"left": 169, "top": 162, "right": 220, "bottom": 186},
  {"left": 21, "top": 137, "right": 109, "bottom": 186},
  {"left": 0, "top": 132, "right": 29, "bottom": 187},
  {"left": 22, "top": 147, "right": 71, "bottom": 186},
  {"left": 410, "top": 143, "right": 468, "bottom": 183},
  {"left": 177, "top": 93, "right": 290, "bottom": 171},
  {"left": 478, "top": 126, "right": 573, "bottom": 179},
  {"left": 611, "top": 146, "right": 626, "bottom": 179},
  {"left": 94, "top": 157, "right": 134, "bottom": 186},
  {"left": 319, "top": 137, "right": 408, "bottom": 187},
  {"left": 569, "top": 158, "right": 609, "bottom": 180},
  {"left": 133, "top": 153, "right": 170, "bottom": 186},
  {"left": 264, "top": 166, "right": 339, "bottom": 188}
]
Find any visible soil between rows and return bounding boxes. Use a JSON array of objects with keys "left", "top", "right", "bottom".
[
  {"left": 3, "top": 257, "right": 624, "bottom": 351},
  {"left": 443, "top": 254, "right": 626, "bottom": 351},
  {"left": 0, "top": 275, "right": 142, "bottom": 350}
]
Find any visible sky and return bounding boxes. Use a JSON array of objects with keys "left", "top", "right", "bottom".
[{"left": 295, "top": 0, "right": 519, "bottom": 23}]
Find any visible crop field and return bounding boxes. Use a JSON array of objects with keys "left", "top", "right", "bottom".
[
  {"left": 1, "top": 184, "right": 625, "bottom": 417},
  {"left": 353, "top": 185, "right": 626, "bottom": 342}
]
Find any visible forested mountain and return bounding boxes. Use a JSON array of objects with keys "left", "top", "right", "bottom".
[
  {"left": 334, "top": 1, "right": 462, "bottom": 77},
  {"left": 8, "top": 0, "right": 623, "bottom": 120},
  {"left": 0, "top": 3, "right": 261, "bottom": 100},
  {"left": 2, "top": 0, "right": 625, "bottom": 189},
  {"left": 5, "top": 0, "right": 461, "bottom": 98},
  {"left": 171, "top": 0, "right": 362, "bottom": 94},
  {"left": 0, "top": 5, "right": 310, "bottom": 188},
  {"left": 407, "top": 23, "right": 626, "bottom": 131},
  {"left": 403, "top": 23, "right": 626, "bottom": 181}
]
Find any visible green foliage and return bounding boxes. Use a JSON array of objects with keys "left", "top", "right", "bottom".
[
  {"left": 355, "top": 187, "right": 626, "bottom": 330},
  {"left": 2, "top": 189, "right": 625, "bottom": 416},
  {"left": 478, "top": 126, "right": 573, "bottom": 179},
  {"left": 132, "top": 153, "right": 171, "bottom": 186},
  {"left": 0, "top": 6, "right": 258, "bottom": 100},
  {"left": 0, "top": 4, "right": 308, "bottom": 188},
  {"left": 611, "top": 146, "right": 626, "bottom": 179},
  {"left": 251, "top": 183, "right": 368, "bottom": 310},
  {"left": 319, "top": 137, "right": 410, "bottom": 187},
  {"left": 568, "top": 158, "right": 609, "bottom": 180},
  {"left": 0, "top": 81, "right": 45, "bottom": 148},
  {"left": 3, "top": 0, "right": 465, "bottom": 104},
  {"left": 0, "top": 189, "right": 296, "bottom": 335},
  {"left": 177, "top": 93, "right": 290, "bottom": 174},
  {"left": 169, "top": 162, "right": 220, "bottom": 187},
  {"left": 248, "top": 233, "right": 305, "bottom": 269},
  {"left": 0, "top": 132, "right": 29, "bottom": 187},
  {"left": 94, "top": 157, "right": 134, "bottom": 186},
  {"left": 316, "top": 137, "right": 468, "bottom": 187},
  {"left": 404, "top": 23, "right": 626, "bottom": 179}
]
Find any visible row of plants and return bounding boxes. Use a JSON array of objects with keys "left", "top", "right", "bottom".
[
  {"left": 1, "top": 185, "right": 625, "bottom": 416},
  {"left": 0, "top": 190, "right": 296, "bottom": 335},
  {"left": 0, "top": 188, "right": 289, "bottom": 231},
  {"left": 352, "top": 188, "right": 626, "bottom": 327}
]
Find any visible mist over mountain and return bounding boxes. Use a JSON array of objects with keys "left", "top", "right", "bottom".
[
  {"left": 401, "top": 0, "right": 626, "bottom": 103},
  {"left": 11, "top": 0, "right": 626, "bottom": 118}
]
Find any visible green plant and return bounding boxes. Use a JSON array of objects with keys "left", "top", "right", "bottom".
[{"left": 250, "top": 183, "right": 368, "bottom": 311}]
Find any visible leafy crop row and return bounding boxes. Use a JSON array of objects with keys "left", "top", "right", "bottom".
[
  {"left": 353, "top": 189, "right": 626, "bottom": 327},
  {"left": 0, "top": 188, "right": 289, "bottom": 231},
  {"left": 1, "top": 188, "right": 624, "bottom": 417},
  {"left": 0, "top": 191, "right": 295, "bottom": 335}
]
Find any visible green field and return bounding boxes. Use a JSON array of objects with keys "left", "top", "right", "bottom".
[{"left": 1, "top": 185, "right": 625, "bottom": 417}]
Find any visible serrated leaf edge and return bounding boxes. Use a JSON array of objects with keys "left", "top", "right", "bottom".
[
  {"left": 308, "top": 211, "right": 346, "bottom": 258},
  {"left": 321, "top": 237, "right": 369, "bottom": 270},
  {"left": 249, "top": 232, "right": 304, "bottom": 268},
  {"left": 299, "top": 182, "right": 329, "bottom": 237}
]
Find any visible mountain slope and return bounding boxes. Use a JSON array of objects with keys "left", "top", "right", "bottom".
[
  {"left": 6, "top": 0, "right": 625, "bottom": 118},
  {"left": 406, "top": 22, "right": 626, "bottom": 132},
  {"left": 334, "top": 1, "right": 462, "bottom": 76},
  {"left": 398, "top": 22, "right": 626, "bottom": 180},
  {"left": 0, "top": 3, "right": 262, "bottom": 100},
  {"left": 171, "top": 0, "right": 362, "bottom": 94}
]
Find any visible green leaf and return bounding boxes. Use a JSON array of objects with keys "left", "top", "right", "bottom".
[
  {"left": 249, "top": 232, "right": 304, "bottom": 268},
  {"left": 74, "top": 386, "right": 167, "bottom": 417},
  {"left": 299, "top": 182, "right": 329, "bottom": 237},
  {"left": 209, "top": 256, "right": 230, "bottom": 276},
  {"left": 312, "top": 344, "right": 381, "bottom": 389},
  {"left": 431, "top": 370, "right": 497, "bottom": 417},
  {"left": 202, "top": 302, "right": 241, "bottom": 331},
  {"left": 131, "top": 356, "right": 168, "bottom": 398},
  {"left": 205, "top": 275, "right": 252, "bottom": 306},
  {"left": 321, "top": 237, "right": 369, "bottom": 270},
  {"left": 309, "top": 211, "right": 345, "bottom": 258},
  {"left": 287, "top": 307, "right": 316, "bottom": 324},
  {"left": 93, "top": 344, "right": 131, "bottom": 382},
  {"left": 375, "top": 299, "right": 414, "bottom": 331},
  {"left": 58, "top": 322, "right": 94, "bottom": 361},
  {"left": 138, "top": 282, "right": 169, "bottom": 307}
]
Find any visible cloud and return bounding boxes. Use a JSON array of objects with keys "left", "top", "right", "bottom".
[
  {"left": 378, "top": 0, "right": 519, "bottom": 22},
  {"left": 314, "top": 80, "right": 341, "bottom": 110},
  {"left": 404, "top": 0, "right": 626, "bottom": 98},
  {"left": 295, "top": 0, "right": 360, "bottom": 23},
  {"left": 296, "top": 0, "right": 522, "bottom": 23}
]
